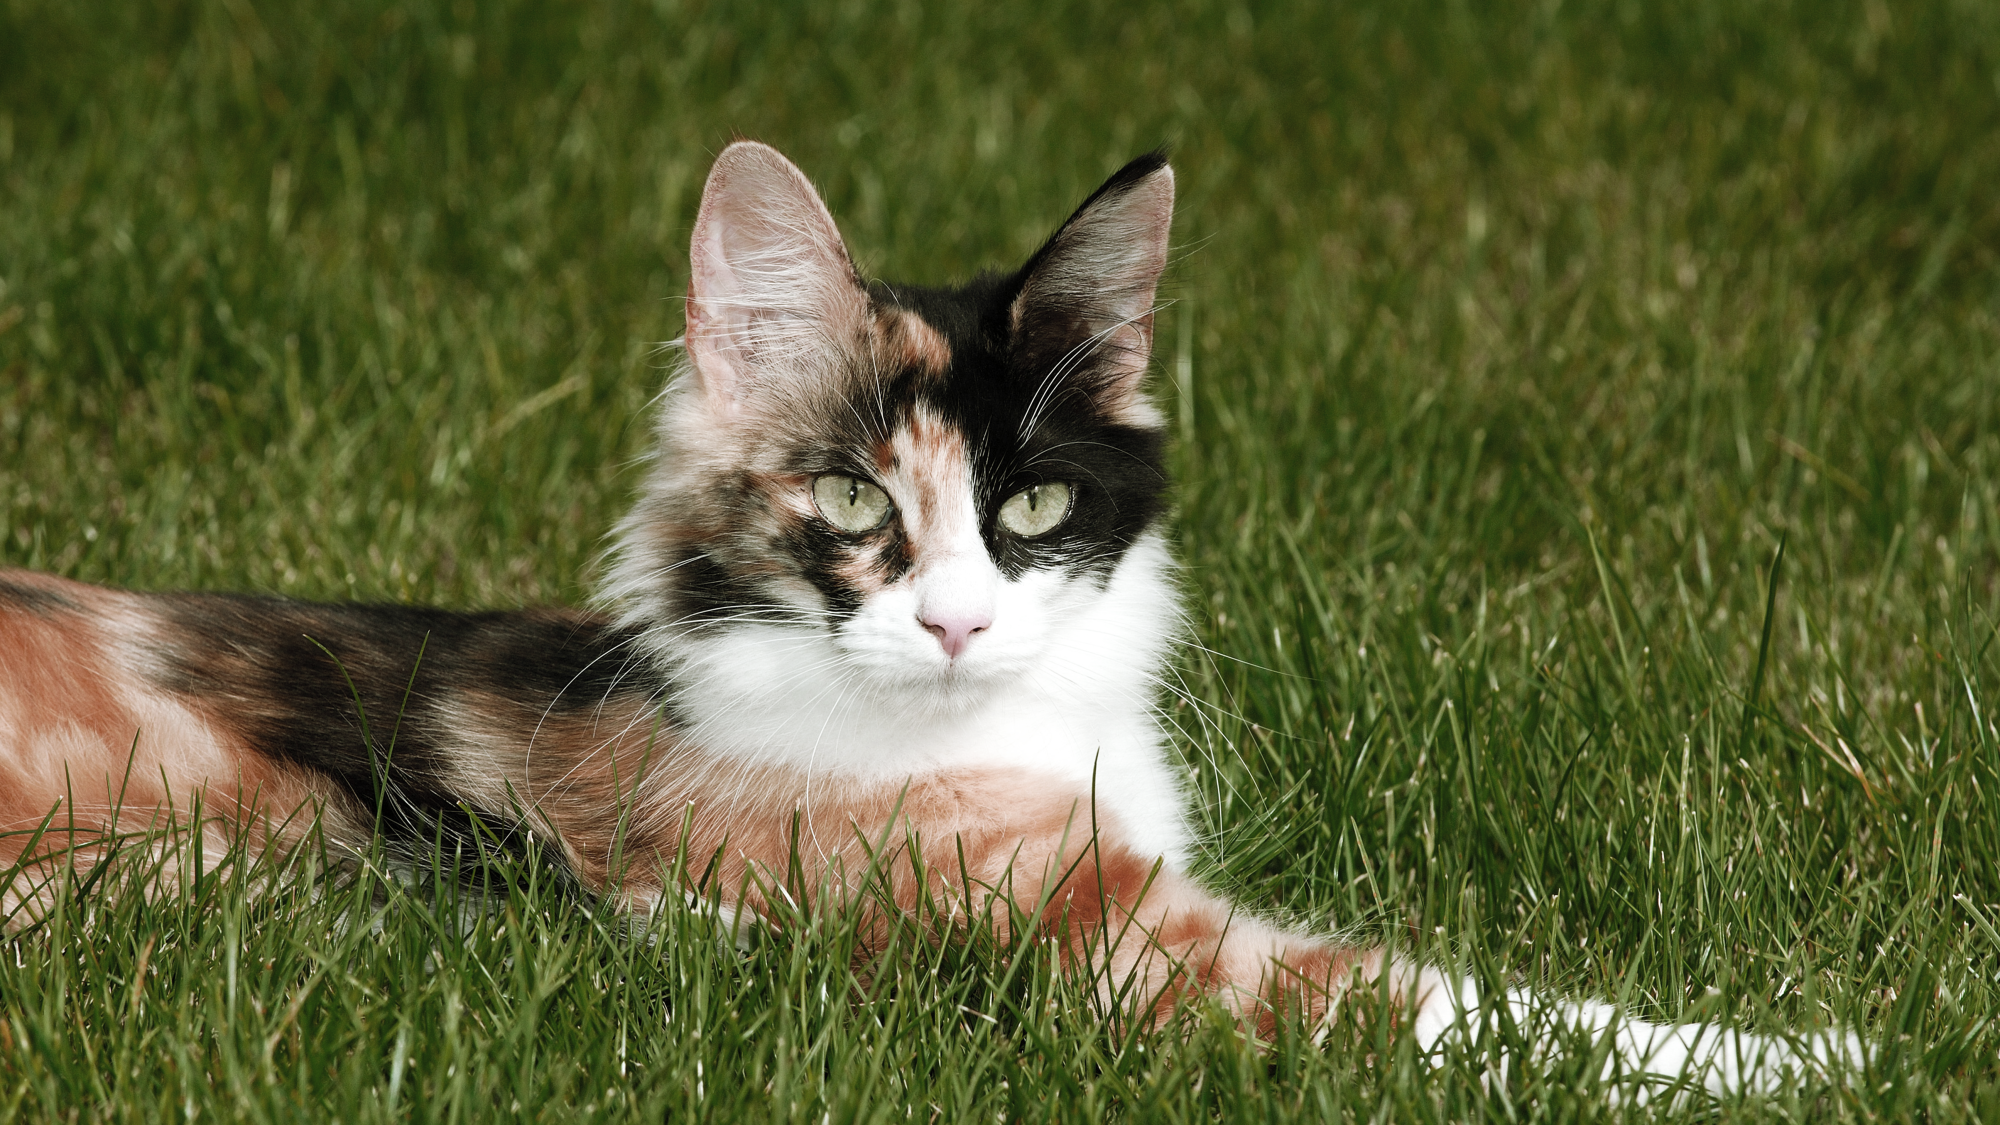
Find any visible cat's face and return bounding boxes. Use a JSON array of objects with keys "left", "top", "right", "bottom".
[{"left": 609, "top": 144, "right": 1175, "bottom": 709}]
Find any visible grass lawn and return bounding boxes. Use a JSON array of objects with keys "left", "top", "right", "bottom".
[{"left": 3, "top": 0, "right": 1999, "bottom": 1119}]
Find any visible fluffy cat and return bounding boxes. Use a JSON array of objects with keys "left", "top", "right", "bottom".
[{"left": 0, "top": 141, "right": 1859, "bottom": 1094}]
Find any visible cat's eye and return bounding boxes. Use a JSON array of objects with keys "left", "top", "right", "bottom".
[
  {"left": 812, "top": 474, "right": 892, "bottom": 533},
  {"left": 997, "top": 482, "right": 1073, "bottom": 538}
]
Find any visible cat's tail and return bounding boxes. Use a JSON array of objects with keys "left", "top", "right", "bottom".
[{"left": 1409, "top": 969, "right": 1869, "bottom": 1098}]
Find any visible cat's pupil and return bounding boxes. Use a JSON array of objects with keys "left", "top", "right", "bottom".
[
  {"left": 1025, "top": 487, "right": 1040, "bottom": 510},
  {"left": 846, "top": 481, "right": 859, "bottom": 506}
]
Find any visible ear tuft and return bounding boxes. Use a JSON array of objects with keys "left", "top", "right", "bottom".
[
  {"left": 686, "top": 142, "right": 868, "bottom": 412},
  {"left": 1009, "top": 154, "right": 1175, "bottom": 426}
]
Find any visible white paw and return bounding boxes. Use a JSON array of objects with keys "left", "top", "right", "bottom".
[{"left": 1411, "top": 971, "right": 1868, "bottom": 1096}]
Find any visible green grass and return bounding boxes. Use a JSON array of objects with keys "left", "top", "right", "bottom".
[{"left": 3, "top": 0, "right": 1999, "bottom": 1118}]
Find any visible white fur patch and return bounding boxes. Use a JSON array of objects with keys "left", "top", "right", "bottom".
[{"left": 1412, "top": 970, "right": 1869, "bottom": 1096}]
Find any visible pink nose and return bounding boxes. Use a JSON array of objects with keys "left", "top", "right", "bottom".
[{"left": 919, "top": 610, "right": 992, "bottom": 658}]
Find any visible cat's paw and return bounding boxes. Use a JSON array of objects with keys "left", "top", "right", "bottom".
[{"left": 1408, "top": 970, "right": 1869, "bottom": 1098}]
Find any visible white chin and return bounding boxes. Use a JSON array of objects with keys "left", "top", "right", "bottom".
[{"left": 870, "top": 649, "right": 1015, "bottom": 693}]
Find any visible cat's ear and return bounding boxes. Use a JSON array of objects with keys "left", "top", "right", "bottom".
[
  {"left": 686, "top": 141, "right": 868, "bottom": 413},
  {"left": 1009, "top": 153, "right": 1174, "bottom": 425}
]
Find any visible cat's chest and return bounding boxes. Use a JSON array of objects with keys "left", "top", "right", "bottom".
[{"left": 671, "top": 672, "right": 1192, "bottom": 865}]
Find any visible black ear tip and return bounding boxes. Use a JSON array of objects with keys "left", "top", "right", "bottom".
[
  {"left": 1106, "top": 150, "right": 1172, "bottom": 190},
  {"left": 1062, "top": 151, "right": 1171, "bottom": 221}
]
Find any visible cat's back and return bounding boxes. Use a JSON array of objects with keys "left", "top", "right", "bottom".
[
  {"left": 0, "top": 569, "right": 647, "bottom": 873},
  {"left": 0, "top": 568, "right": 274, "bottom": 864},
  {"left": 0, "top": 568, "right": 636, "bottom": 752},
  {"left": 0, "top": 568, "right": 165, "bottom": 759}
]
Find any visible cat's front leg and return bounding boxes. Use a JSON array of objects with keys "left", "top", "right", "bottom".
[
  {"left": 1410, "top": 974, "right": 1870, "bottom": 1095},
  {"left": 985, "top": 827, "right": 1866, "bottom": 1094},
  {"left": 954, "top": 818, "right": 1392, "bottom": 1036}
]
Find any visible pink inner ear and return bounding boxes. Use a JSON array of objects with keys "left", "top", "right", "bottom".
[{"left": 685, "top": 142, "right": 868, "bottom": 410}]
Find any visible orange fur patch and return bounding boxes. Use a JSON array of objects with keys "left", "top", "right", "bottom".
[
  {"left": 872, "top": 308, "right": 951, "bottom": 377},
  {"left": 0, "top": 571, "right": 360, "bottom": 918},
  {"left": 883, "top": 406, "right": 976, "bottom": 562}
]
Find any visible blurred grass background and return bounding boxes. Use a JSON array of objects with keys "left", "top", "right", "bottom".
[{"left": 2, "top": 0, "right": 1998, "bottom": 1119}]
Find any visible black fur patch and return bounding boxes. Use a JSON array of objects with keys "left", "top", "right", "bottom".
[
  {"left": 665, "top": 538, "right": 798, "bottom": 629},
  {"left": 146, "top": 593, "right": 651, "bottom": 888},
  {"left": 0, "top": 577, "right": 80, "bottom": 616}
]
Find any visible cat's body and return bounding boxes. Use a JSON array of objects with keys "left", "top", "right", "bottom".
[{"left": 0, "top": 143, "right": 1859, "bottom": 1093}]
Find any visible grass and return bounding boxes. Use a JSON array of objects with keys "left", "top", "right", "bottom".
[{"left": 2, "top": 0, "right": 1998, "bottom": 1118}]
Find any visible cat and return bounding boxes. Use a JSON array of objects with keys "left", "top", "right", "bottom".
[{"left": 0, "top": 141, "right": 1861, "bottom": 1095}]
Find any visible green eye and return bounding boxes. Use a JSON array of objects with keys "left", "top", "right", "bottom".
[
  {"left": 997, "top": 482, "right": 1073, "bottom": 538},
  {"left": 812, "top": 474, "right": 892, "bottom": 533}
]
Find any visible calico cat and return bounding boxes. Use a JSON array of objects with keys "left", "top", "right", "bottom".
[{"left": 0, "top": 142, "right": 1859, "bottom": 1093}]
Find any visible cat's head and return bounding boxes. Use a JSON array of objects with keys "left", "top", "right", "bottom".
[{"left": 608, "top": 142, "right": 1176, "bottom": 713}]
